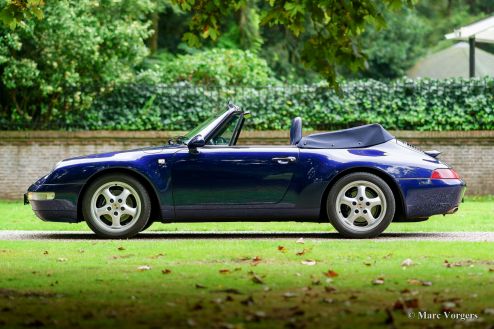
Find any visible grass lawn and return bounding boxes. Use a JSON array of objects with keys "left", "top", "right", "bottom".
[
  {"left": 1, "top": 240, "right": 494, "bottom": 329},
  {"left": 0, "top": 196, "right": 493, "bottom": 232},
  {"left": 0, "top": 197, "right": 493, "bottom": 328}
]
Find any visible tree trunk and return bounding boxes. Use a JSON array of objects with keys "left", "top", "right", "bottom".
[{"left": 149, "top": 12, "right": 159, "bottom": 54}]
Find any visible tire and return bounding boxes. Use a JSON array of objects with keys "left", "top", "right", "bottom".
[
  {"left": 82, "top": 174, "right": 151, "bottom": 238},
  {"left": 141, "top": 220, "right": 154, "bottom": 232},
  {"left": 326, "top": 172, "right": 395, "bottom": 238}
]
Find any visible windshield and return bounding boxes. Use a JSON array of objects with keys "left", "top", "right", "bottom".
[
  {"left": 167, "top": 114, "right": 217, "bottom": 145},
  {"left": 183, "top": 115, "right": 219, "bottom": 141},
  {"left": 168, "top": 111, "right": 225, "bottom": 145}
]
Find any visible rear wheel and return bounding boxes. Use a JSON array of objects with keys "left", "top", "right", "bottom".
[
  {"left": 82, "top": 174, "right": 151, "bottom": 238},
  {"left": 327, "top": 172, "right": 395, "bottom": 238}
]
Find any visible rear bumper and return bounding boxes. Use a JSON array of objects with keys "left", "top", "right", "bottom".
[{"left": 399, "top": 178, "right": 466, "bottom": 219}]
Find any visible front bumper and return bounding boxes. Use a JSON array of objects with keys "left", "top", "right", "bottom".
[
  {"left": 25, "top": 183, "right": 83, "bottom": 223},
  {"left": 399, "top": 178, "right": 466, "bottom": 219}
]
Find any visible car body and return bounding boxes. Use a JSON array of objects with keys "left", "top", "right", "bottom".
[{"left": 25, "top": 104, "right": 466, "bottom": 238}]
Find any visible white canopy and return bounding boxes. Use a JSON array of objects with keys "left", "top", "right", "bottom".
[
  {"left": 445, "top": 16, "right": 494, "bottom": 77},
  {"left": 407, "top": 42, "right": 494, "bottom": 79},
  {"left": 445, "top": 16, "right": 494, "bottom": 44}
]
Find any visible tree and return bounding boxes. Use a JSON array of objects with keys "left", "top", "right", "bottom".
[
  {"left": 0, "top": 0, "right": 152, "bottom": 128},
  {"left": 0, "top": 0, "right": 44, "bottom": 29},
  {"left": 173, "top": 0, "right": 411, "bottom": 84},
  {"left": 357, "top": 8, "right": 428, "bottom": 79}
]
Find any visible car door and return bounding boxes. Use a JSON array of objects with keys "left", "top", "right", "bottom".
[{"left": 171, "top": 146, "right": 300, "bottom": 211}]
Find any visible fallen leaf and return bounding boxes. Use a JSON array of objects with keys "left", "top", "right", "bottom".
[
  {"left": 372, "top": 277, "right": 385, "bottom": 285},
  {"left": 408, "top": 279, "right": 432, "bottom": 286},
  {"left": 195, "top": 284, "right": 206, "bottom": 289},
  {"left": 296, "top": 238, "right": 305, "bottom": 244},
  {"left": 363, "top": 261, "right": 372, "bottom": 266},
  {"left": 441, "top": 301, "right": 456, "bottom": 312},
  {"left": 278, "top": 246, "right": 287, "bottom": 253},
  {"left": 191, "top": 302, "right": 203, "bottom": 311},
  {"left": 111, "top": 254, "right": 134, "bottom": 260},
  {"left": 240, "top": 295, "right": 254, "bottom": 306},
  {"left": 137, "top": 265, "right": 151, "bottom": 271},
  {"left": 401, "top": 258, "right": 414, "bottom": 267},
  {"left": 322, "top": 298, "right": 334, "bottom": 304},
  {"left": 251, "top": 274, "right": 264, "bottom": 284},
  {"left": 150, "top": 253, "right": 165, "bottom": 259},
  {"left": 43, "top": 251, "right": 48, "bottom": 255},
  {"left": 323, "top": 270, "right": 338, "bottom": 278},
  {"left": 117, "top": 246, "right": 125, "bottom": 251},
  {"left": 217, "top": 322, "right": 235, "bottom": 329},
  {"left": 219, "top": 269, "right": 231, "bottom": 274},
  {"left": 405, "top": 298, "right": 419, "bottom": 309},
  {"left": 296, "top": 249, "right": 307, "bottom": 256},
  {"left": 311, "top": 279, "right": 321, "bottom": 286},
  {"left": 301, "top": 260, "right": 316, "bottom": 266},
  {"left": 57, "top": 258, "right": 67, "bottom": 262},
  {"left": 246, "top": 310, "right": 266, "bottom": 322},
  {"left": 394, "top": 297, "right": 420, "bottom": 310},
  {"left": 211, "top": 288, "right": 242, "bottom": 295},
  {"left": 482, "top": 308, "right": 494, "bottom": 315},
  {"left": 251, "top": 256, "right": 262, "bottom": 265},
  {"left": 283, "top": 292, "right": 298, "bottom": 299},
  {"left": 324, "top": 286, "right": 337, "bottom": 293},
  {"left": 444, "top": 259, "right": 462, "bottom": 268},
  {"left": 393, "top": 299, "right": 404, "bottom": 310},
  {"left": 162, "top": 269, "right": 172, "bottom": 274}
]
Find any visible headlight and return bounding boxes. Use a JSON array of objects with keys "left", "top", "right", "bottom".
[{"left": 27, "top": 192, "right": 55, "bottom": 201}]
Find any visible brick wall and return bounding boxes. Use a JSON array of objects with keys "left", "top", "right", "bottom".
[{"left": 1, "top": 130, "right": 493, "bottom": 199}]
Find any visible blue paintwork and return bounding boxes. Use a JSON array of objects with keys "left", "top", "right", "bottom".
[{"left": 27, "top": 107, "right": 466, "bottom": 224}]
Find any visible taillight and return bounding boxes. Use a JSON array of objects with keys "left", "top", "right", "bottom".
[{"left": 431, "top": 168, "right": 460, "bottom": 179}]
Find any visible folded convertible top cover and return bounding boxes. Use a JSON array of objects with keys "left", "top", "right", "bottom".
[{"left": 298, "top": 124, "right": 394, "bottom": 149}]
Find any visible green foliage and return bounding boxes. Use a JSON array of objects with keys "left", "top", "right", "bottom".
[
  {"left": 357, "top": 9, "right": 429, "bottom": 79},
  {"left": 31, "top": 78, "right": 492, "bottom": 132},
  {"left": 0, "top": 0, "right": 43, "bottom": 29},
  {"left": 0, "top": 0, "right": 152, "bottom": 128},
  {"left": 139, "top": 49, "right": 279, "bottom": 87},
  {"left": 172, "top": 0, "right": 411, "bottom": 85}
]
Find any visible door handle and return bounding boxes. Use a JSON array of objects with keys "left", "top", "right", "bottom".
[{"left": 272, "top": 156, "right": 296, "bottom": 164}]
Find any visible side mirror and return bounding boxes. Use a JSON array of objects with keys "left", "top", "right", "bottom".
[{"left": 187, "top": 134, "right": 205, "bottom": 151}]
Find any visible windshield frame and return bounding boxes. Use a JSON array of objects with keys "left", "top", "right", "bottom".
[{"left": 175, "top": 105, "right": 244, "bottom": 145}]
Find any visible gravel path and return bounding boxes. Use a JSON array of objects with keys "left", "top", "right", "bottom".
[{"left": 0, "top": 230, "right": 493, "bottom": 242}]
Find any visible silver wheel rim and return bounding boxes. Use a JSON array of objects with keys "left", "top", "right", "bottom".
[
  {"left": 90, "top": 181, "right": 141, "bottom": 233},
  {"left": 335, "top": 180, "right": 387, "bottom": 232}
]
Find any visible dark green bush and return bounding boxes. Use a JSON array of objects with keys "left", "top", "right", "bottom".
[{"left": 2, "top": 78, "right": 493, "bottom": 131}]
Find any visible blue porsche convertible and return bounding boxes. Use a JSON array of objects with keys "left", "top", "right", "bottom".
[{"left": 25, "top": 104, "right": 466, "bottom": 238}]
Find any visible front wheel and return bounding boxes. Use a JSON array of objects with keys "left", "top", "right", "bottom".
[
  {"left": 82, "top": 174, "right": 151, "bottom": 238},
  {"left": 327, "top": 172, "right": 395, "bottom": 238}
]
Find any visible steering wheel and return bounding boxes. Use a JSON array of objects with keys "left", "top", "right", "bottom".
[{"left": 213, "top": 136, "right": 229, "bottom": 145}]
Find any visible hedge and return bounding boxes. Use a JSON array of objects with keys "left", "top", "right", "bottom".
[{"left": 3, "top": 78, "right": 494, "bottom": 131}]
